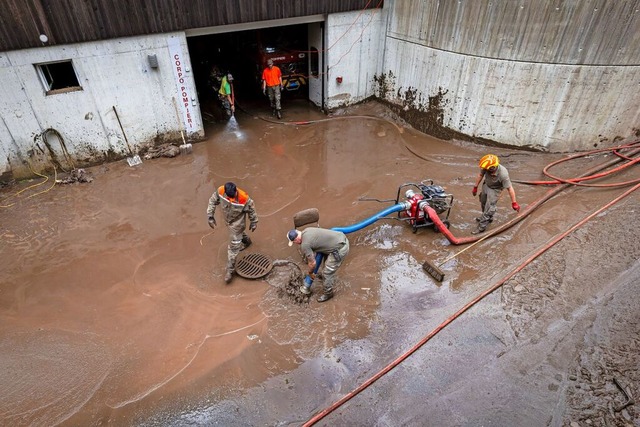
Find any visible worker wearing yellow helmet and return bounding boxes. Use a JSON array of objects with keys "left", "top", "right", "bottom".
[{"left": 471, "top": 154, "right": 520, "bottom": 234}]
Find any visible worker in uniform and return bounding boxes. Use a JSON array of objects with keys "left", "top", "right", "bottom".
[
  {"left": 261, "top": 59, "right": 283, "bottom": 119},
  {"left": 471, "top": 154, "right": 520, "bottom": 234},
  {"left": 287, "top": 228, "right": 350, "bottom": 302},
  {"left": 207, "top": 182, "right": 258, "bottom": 283},
  {"left": 218, "top": 73, "right": 235, "bottom": 116}
]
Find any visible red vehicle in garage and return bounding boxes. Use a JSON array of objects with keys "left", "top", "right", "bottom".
[{"left": 256, "top": 47, "right": 308, "bottom": 94}]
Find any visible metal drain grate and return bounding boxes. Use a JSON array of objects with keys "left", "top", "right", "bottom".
[{"left": 235, "top": 252, "right": 273, "bottom": 279}]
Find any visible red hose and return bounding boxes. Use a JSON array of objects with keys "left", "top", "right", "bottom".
[
  {"left": 303, "top": 181, "right": 640, "bottom": 427},
  {"left": 513, "top": 141, "right": 640, "bottom": 186}
]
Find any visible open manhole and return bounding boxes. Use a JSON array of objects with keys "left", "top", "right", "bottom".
[{"left": 235, "top": 252, "right": 273, "bottom": 279}]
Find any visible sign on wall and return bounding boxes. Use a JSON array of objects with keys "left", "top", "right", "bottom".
[{"left": 168, "top": 36, "right": 194, "bottom": 131}]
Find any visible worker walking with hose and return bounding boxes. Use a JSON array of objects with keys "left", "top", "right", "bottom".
[
  {"left": 471, "top": 154, "right": 520, "bottom": 234},
  {"left": 218, "top": 73, "right": 235, "bottom": 117},
  {"left": 207, "top": 182, "right": 258, "bottom": 283}
]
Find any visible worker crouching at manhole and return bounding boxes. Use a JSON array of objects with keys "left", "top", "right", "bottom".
[
  {"left": 471, "top": 154, "right": 520, "bottom": 234},
  {"left": 287, "top": 228, "right": 350, "bottom": 302},
  {"left": 207, "top": 182, "right": 258, "bottom": 283}
]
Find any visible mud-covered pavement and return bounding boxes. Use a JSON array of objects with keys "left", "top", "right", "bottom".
[{"left": 1, "top": 100, "right": 638, "bottom": 426}]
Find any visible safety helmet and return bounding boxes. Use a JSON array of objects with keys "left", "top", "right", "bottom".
[{"left": 479, "top": 154, "right": 500, "bottom": 170}]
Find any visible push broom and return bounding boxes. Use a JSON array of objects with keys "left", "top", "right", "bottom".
[{"left": 172, "top": 97, "right": 192, "bottom": 155}]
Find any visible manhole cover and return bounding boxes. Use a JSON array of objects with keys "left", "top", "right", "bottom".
[{"left": 235, "top": 252, "right": 273, "bottom": 279}]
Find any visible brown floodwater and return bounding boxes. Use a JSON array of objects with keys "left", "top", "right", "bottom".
[{"left": 1, "top": 99, "right": 636, "bottom": 426}]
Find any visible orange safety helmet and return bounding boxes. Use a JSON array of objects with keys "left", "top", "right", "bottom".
[{"left": 479, "top": 154, "right": 500, "bottom": 170}]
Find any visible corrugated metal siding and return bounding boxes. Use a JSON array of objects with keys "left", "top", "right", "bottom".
[
  {"left": 388, "top": 0, "right": 640, "bottom": 65},
  {"left": 0, "top": 0, "right": 382, "bottom": 52}
]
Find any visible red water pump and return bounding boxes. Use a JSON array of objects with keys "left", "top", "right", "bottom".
[{"left": 396, "top": 180, "right": 454, "bottom": 233}]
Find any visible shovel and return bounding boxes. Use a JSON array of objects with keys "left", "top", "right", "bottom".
[
  {"left": 172, "top": 97, "right": 193, "bottom": 155},
  {"left": 112, "top": 106, "right": 142, "bottom": 166}
]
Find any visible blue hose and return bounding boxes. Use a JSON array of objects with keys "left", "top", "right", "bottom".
[
  {"left": 310, "top": 203, "right": 406, "bottom": 276},
  {"left": 330, "top": 203, "right": 405, "bottom": 234}
]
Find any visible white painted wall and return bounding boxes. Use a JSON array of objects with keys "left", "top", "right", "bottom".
[
  {"left": 307, "top": 22, "right": 324, "bottom": 108},
  {"left": 0, "top": 33, "right": 203, "bottom": 179},
  {"left": 324, "top": 8, "right": 387, "bottom": 109}
]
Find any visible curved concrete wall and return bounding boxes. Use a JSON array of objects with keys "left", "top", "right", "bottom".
[{"left": 380, "top": 0, "right": 640, "bottom": 151}]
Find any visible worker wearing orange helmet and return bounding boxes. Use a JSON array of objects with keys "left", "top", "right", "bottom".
[{"left": 471, "top": 154, "right": 520, "bottom": 234}]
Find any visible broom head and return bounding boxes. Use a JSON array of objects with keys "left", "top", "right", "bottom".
[{"left": 423, "top": 259, "right": 445, "bottom": 282}]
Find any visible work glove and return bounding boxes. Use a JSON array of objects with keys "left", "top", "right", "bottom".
[
  {"left": 208, "top": 216, "right": 216, "bottom": 228},
  {"left": 472, "top": 186, "right": 478, "bottom": 196},
  {"left": 304, "top": 275, "right": 314, "bottom": 286},
  {"left": 512, "top": 202, "right": 521, "bottom": 212},
  {"left": 249, "top": 222, "right": 257, "bottom": 232}
]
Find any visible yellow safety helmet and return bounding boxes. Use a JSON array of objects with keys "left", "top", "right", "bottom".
[{"left": 479, "top": 154, "right": 500, "bottom": 170}]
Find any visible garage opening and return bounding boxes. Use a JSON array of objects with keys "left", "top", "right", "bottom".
[{"left": 188, "top": 23, "right": 312, "bottom": 122}]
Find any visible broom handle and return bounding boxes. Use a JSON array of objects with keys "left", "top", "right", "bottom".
[
  {"left": 172, "top": 97, "right": 187, "bottom": 144},
  {"left": 112, "top": 106, "right": 134, "bottom": 155}
]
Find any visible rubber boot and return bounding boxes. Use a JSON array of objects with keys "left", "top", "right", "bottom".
[
  {"left": 471, "top": 226, "right": 486, "bottom": 235},
  {"left": 241, "top": 236, "right": 252, "bottom": 251},
  {"left": 224, "top": 266, "right": 234, "bottom": 284},
  {"left": 317, "top": 291, "right": 333, "bottom": 303}
]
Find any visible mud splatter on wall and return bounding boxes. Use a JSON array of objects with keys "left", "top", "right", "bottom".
[{"left": 373, "top": 71, "right": 481, "bottom": 144}]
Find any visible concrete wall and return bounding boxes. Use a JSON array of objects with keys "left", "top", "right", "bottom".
[
  {"left": 378, "top": 0, "right": 640, "bottom": 152},
  {"left": 0, "top": 33, "right": 203, "bottom": 179},
  {"left": 324, "top": 8, "right": 388, "bottom": 109},
  {"left": 307, "top": 22, "right": 324, "bottom": 108}
]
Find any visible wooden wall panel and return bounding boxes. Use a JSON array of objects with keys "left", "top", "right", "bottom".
[{"left": 0, "top": 0, "right": 382, "bottom": 51}]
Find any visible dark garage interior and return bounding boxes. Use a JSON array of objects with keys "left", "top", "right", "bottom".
[{"left": 187, "top": 23, "right": 311, "bottom": 121}]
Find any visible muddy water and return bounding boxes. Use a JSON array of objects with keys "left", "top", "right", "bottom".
[{"left": 1, "top": 100, "right": 637, "bottom": 426}]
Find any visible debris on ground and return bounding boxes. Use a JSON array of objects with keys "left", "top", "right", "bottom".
[
  {"left": 266, "top": 260, "right": 312, "bottom": 304},
  {"left": 56, "top": 168, "right": 93, "bottom": 184},
  {"left": 143, "top": 143, "right": 180, "bottom": 159}
]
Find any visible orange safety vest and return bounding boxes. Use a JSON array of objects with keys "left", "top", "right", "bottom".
[{"left": 217, "top": 186, "right": 250, "bottom": 205}]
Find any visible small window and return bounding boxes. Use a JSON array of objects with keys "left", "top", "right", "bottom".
[
  {"left": 36, "top": 60, "right": 82, "bottom": 94},
  {"left": 310, "top": 47, "right": 319, "bottom": 78}
]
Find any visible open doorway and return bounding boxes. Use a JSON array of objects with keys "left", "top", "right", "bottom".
[{"left": 187, "top": 23, "right": 311, "bottom": 122}]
